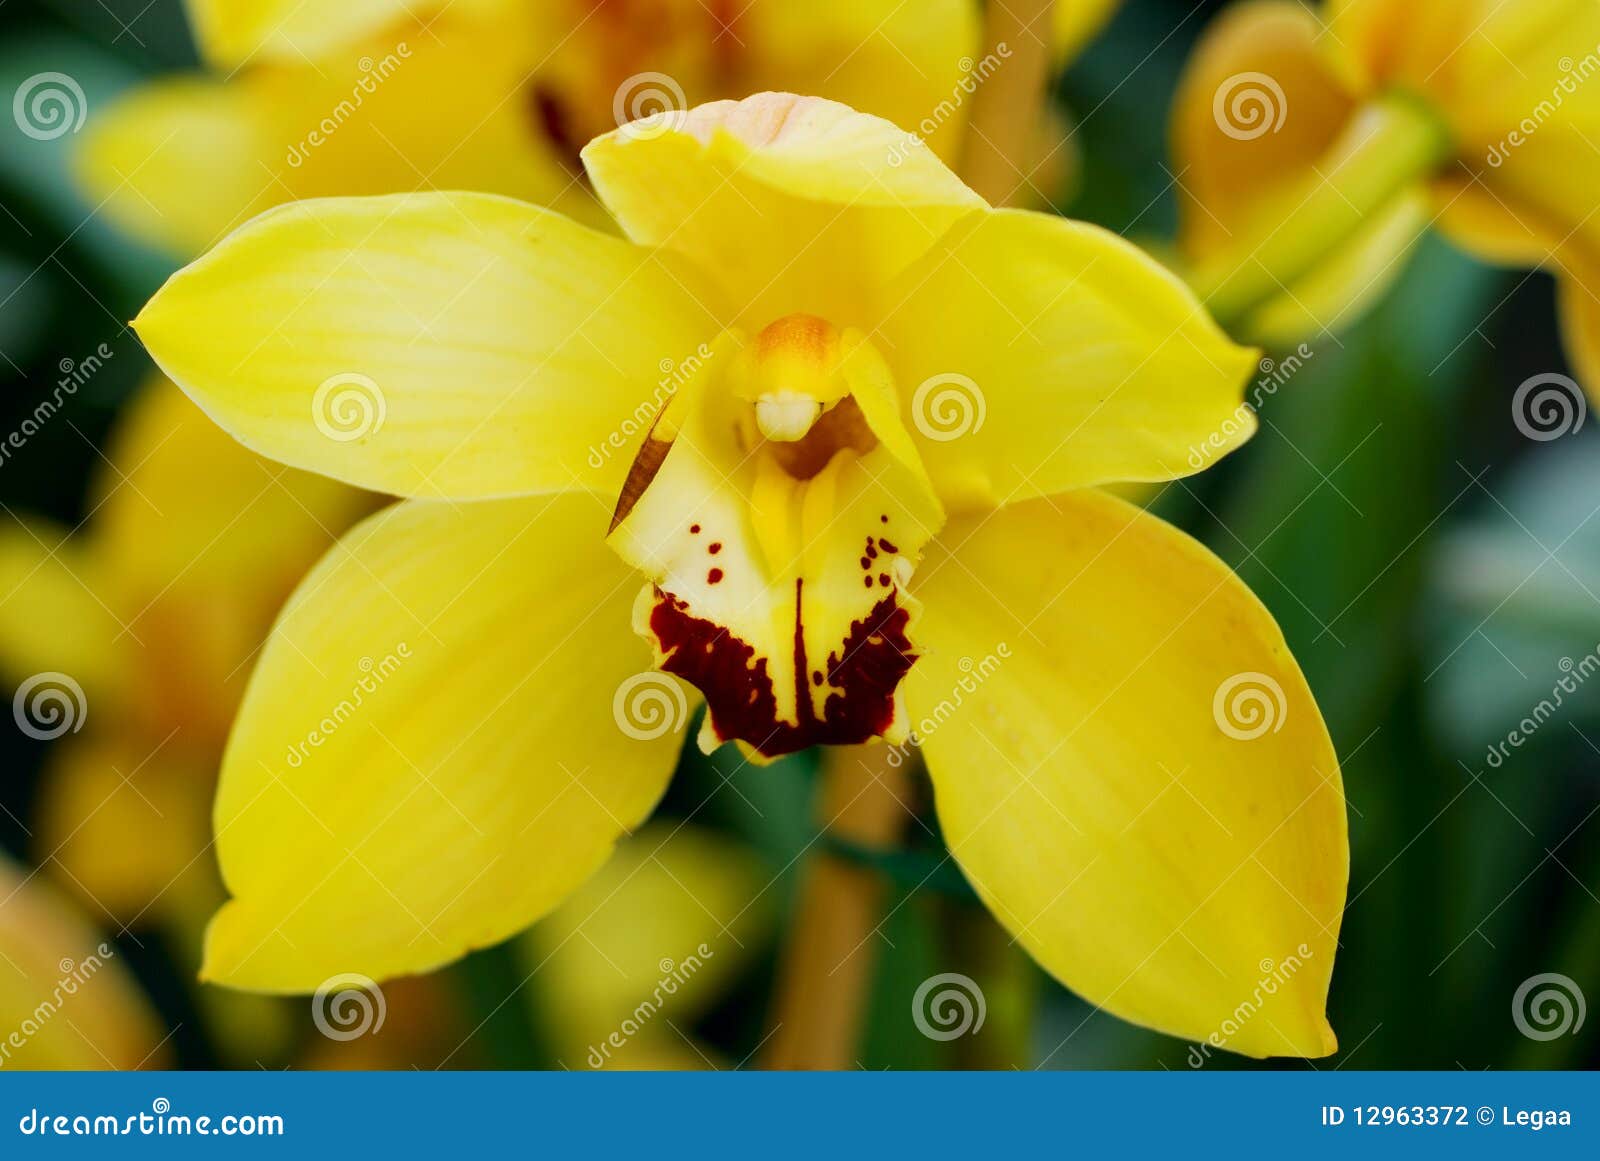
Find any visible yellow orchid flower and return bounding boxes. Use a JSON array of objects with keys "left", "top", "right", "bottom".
[
  {"left": 0, "top": 853, "right": 167, "bottom": 1069},
  {"left": 77, "top": 0, "right": 981, "bottom": 257},
  {"left": 1171, "top": 0, "right": 1600, "bottom": 390},
  {"left": 134, "top": 92, "right": 1347, "bottom": 1060}
]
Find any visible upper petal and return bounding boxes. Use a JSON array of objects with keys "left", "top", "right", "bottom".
[
  {"left": 134, "top": 191, "right": 718, "bottom": 500},
  {"left": 202, "top": 493, "right": 686, "bottom": 989},
  {"left": 908, "top": 491, "right": 1346, "bottom": 1057},
  {"left": 877, "top": 208, "right": 1259, "bottom": 508},
  {"left": 582, "top": 93, "right": 987, "bottom": 330}
]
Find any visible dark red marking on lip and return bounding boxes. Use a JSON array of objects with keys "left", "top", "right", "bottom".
[
  {"left": 866, "top": 545, "right": 878, "bottom": 559},
  {"left": 707, "top": 568, "right": 724, "bottom": 585},
  {"left": 690, "top": 524, "right": 701, "bottom": 534},
  {"left": 878, "top": 573, "right": 891, "bottom": 587},
  {"left": 880, "top": 514, "right": 889, "bottom": 523},
  {"left": 647, "top": 579, "right": 915, "bottom": 758},
  {"left": 709, "top": 542, "right": 722, "bottom": 554},
  {"left": 859, "top": 556, "right": 870, "bottom": 569},
  {"left": 862, "top": 576, "right": 873, "bottom": 588},
  {"left": 879, "top": 539, "right": 899, "bottom": 554}
]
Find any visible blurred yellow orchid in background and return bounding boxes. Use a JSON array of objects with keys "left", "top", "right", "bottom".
[
  {"left": 522, "top": 821, "right": 774, "bottom": 1069},
  {"left": 1171, "top": 0, "right": 1600, "bottom": 392},
  {"left": 76, "top": 0, "right": 983, "bottom": 256},
  {"left": 0, "top": 853, "right": 166, "bottom": 1069},
  {"left": 0, "top": 376, "right": 366, "bottom": 1060},
  {"left": 134, "top": 91, "right": 1347, "bottom": 1060}
]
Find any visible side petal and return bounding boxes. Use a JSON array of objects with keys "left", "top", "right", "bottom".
[
  {"left": 877, "top": 208, "right": 1259, "bottom": 508},
  {"left": 582, "top": 93, "right": 987, "bottom": 330},
  {"left": 134, "top": 191, "right": 718, "bottom": 500},
  {"left": 0, "top": 855, "right": 167, "bottom": 1068},
  {"left": 202, "top": 494, "right": 686, "bottom": 989},
  {"left": 908, "top": 491, "right": 1346, "bottom": 1058}
]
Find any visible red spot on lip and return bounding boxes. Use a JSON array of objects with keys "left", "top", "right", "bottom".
[
  {"left": 879, "top": 538, "right": 899, "bottom": 554},
  {"left": 647, "top": 579, "right": 915, "bottom": 758},
  {"left": 862, "top": 576, "right": 873, "bottom": 588},
  {"left": 689, "top": 524, "right": 701, "bottom": 534},
  {"left": 880, "top": 514, "right": 889, "bottom": 523},
  {"left": 866, "top": 545, "right": 878, "bottom": 559},
  {"left": 707, "top": 568, "right": 724, "bottom": 584},
  {"left": 878, "top": 573, "right": 891, "bottom": 587},
  {"left": 709, "top": 542, "right": 722, "bottom": 554}
]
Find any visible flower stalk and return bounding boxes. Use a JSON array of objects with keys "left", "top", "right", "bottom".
[
  {"left": 1190, "top": 93, "right": 1453, "bottom": 328},
  {"left": 763, "top": 744, "right": 913, "bottom": 1069}
]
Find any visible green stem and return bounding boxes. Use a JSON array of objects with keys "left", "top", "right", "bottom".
[{"left": 1191, "top": 94, "right": 1454, "bottom": 329}]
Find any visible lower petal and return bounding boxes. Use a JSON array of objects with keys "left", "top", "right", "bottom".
[
  {"left": 909, "top": 491, "right": 1346, "bottom": 1058},
  {"left": 203, "top": 494, "right": 685, "bottom": 989}
]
